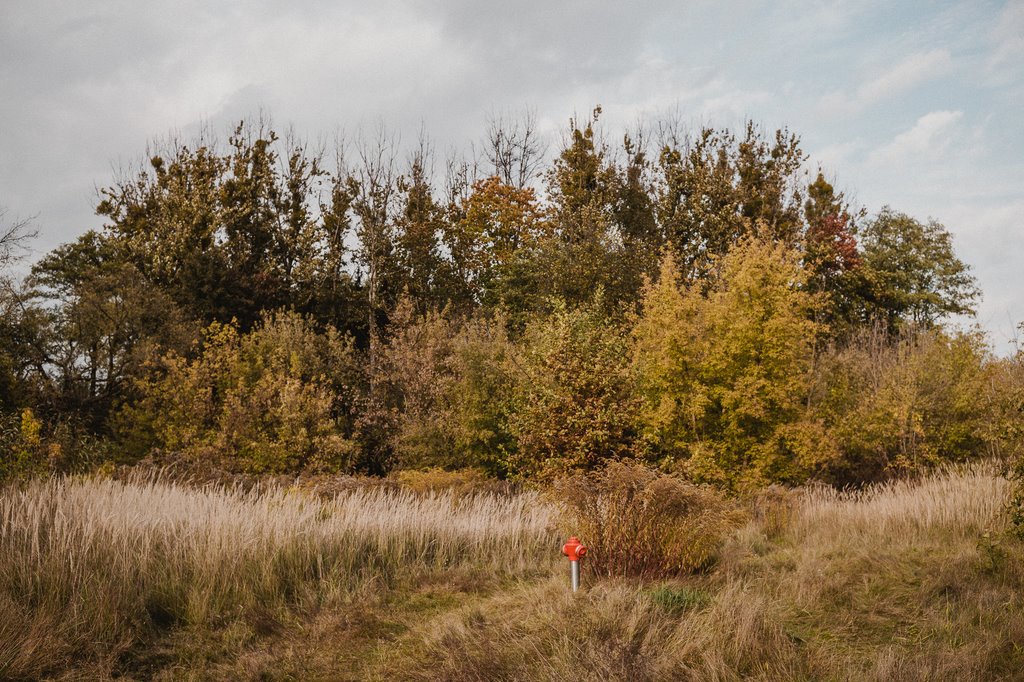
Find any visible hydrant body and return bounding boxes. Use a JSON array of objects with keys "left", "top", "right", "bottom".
[{"left": 561, "top": 536, "right": 588, "bottom": 592}]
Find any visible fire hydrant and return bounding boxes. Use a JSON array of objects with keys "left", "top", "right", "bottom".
[{"left": 561, "top": 536, "right": 588, "bottom": 592}]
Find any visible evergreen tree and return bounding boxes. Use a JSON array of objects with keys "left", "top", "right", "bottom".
[
  {"left": 541, "top": 107, "right": 634, "bottom": 310},
  {"left": 395, "top": 147, "right": 446, "bottom": 315}
]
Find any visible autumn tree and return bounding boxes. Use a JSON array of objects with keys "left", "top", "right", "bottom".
[
  {"left": 633, "top": 236, "right": 829, "bottom": 488},
  {"left": 8, "top": 109, "right": 1000, "bottom": 485},
  {"left": 25, "top": 231, "right": 194, "bottom": 430},
  {"left": 540, "top": 108, "right": 633, "bottom": 309},
  {"left": 97, "top": 121, "right": 364, "bottom": 334},
  {"left": 802, "top": 172, "right": 862, "bottom": 331},
  {"left": 612, "top": 130, "right": 662, "bottom": 295},
  {"left": 344, "top": 128, "right": 408, "bottom": 472},
  {"left": 0, "top": 208, "right": 37, "bottom": 412},
  {"left": 506, "top": 293, "right": 643, "bottom": 478},
  {"left": 220, "top": 124, "right": 342, "bottom": 321},
  {"left": 349, "top": 129, "right": 402, "bottom": 359},
  {"left": 655, "top": 123, "right": 805, "bottom": 280},
  {"left": 446, "top": 175, "right": 550, "bottom": 321},
  {"left": 734, "top": 123, "right": 804, "bottom": 242},
  {"left": 97, "top": 139, "right": 231, "bottom": 323},
  {"left": 527, "top": 109, "right": 662, "bottom": 312}
]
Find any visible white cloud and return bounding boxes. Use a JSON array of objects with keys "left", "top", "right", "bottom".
[
  {"left": 989, "top": 0, "right": 1024, "bottom": 75},
  {"left": 941, "top": 199, "right": 1024, "bottom": 353},
  {"left": 819, "top": 49, "right": 953, "bottom": 115},
  {"left": 867, "top": 110, "right": 964, "bottom": 166},
  {"left": 859, "top": 49, "right": 953, "bottom": 102}
]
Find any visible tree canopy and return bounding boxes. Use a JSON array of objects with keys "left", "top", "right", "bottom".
[{"left": 2, "top": 109, "right": 1007, "bottom": 487}]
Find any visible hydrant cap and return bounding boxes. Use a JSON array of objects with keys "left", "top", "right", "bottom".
[{"left": 561, "top": 536, "right": 587, "bottom": 562}]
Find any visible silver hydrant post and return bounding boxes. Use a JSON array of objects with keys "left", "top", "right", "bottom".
[{"left": 561, "top": 536, "right": 587, "bottom": 592}]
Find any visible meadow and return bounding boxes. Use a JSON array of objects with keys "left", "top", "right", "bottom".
[{"left": 1, "top": 462, "right": 1020, "bottom": 681}]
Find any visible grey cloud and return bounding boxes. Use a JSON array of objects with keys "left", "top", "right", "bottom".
[{"left": 0, "top": 0, "right": 1021, "bottom": 350}]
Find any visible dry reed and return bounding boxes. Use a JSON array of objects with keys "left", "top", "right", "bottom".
[
  {"left": 795, "top": 460, "right": 1010, "bottom": 539},
  {"left": 0, "top": 473, "right": 557, "bottom": 679},
  {"left": 3, "top": 462, "right": 1019, "bottom": 680},
  {"left": 387, "top": 461, "right": 1023, "bottom": 681}
]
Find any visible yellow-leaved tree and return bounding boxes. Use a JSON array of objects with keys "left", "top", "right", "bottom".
[
  {"left": 116, "top": 311, "right": 361, "bottom": 473},
  {"left": 633, "top": 233, "right": 833, "bottom": 488}
]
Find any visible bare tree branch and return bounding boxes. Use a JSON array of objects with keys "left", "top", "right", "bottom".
[
  {"left": 483, "top": 108, "right": 547, "bottom": 188},
  {"left": 0, "top": 207, "right": 38, "bottom": 272}
]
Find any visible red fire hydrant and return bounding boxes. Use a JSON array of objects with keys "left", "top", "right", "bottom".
[{"left": 561, "top": 536, "right": 588, "bottom": 592}]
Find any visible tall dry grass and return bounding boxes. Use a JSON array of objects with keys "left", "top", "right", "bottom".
[
  {"left": 794, "top": 460, "right": 1010, "bottom": 538},
  {"left": 385, "top": 461, "right": 1024, "bottom": 681},
  {"left": 383, "top": 577, "right": 811, "bottom": 681},
  {"left": 745, "top": 460, "right": 1023, "bottom": 680},
  {"left": 0, "top": 474, "right": 557, "bottom": 680},
  {"left": 2, "top": 463, "right": 1020, "bottom": 680}
]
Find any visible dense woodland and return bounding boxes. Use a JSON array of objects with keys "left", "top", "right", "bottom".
[{"left": 1, "top": 108, "right": 1021, "bottom": 489}]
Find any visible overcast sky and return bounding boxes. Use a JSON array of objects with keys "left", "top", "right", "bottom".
[{"left": 1, "top": 0, "right": 1021, "bottom": 349}]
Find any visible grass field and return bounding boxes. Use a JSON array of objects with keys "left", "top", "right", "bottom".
[{"left": 1, "top": 463, "right": 1021, "bottom": 680}]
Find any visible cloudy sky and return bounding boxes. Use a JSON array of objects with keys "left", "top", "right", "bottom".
[{"left": 1, "top": 0, "right": 1022, "bottom": 349}]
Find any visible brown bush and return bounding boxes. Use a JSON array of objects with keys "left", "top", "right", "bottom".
[
  {"left": 551, "top": 462, "right": 745, "bottom": 578},
  {"left": 747, "top": 483, "right": 800, "bottom": 539}
]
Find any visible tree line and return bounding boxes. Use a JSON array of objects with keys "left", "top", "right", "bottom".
[{"left": 1, "top": 108, "right": 1019, "bottom": 486}]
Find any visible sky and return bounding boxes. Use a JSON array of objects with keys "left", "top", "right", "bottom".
[{"left": 1, "top": 0, "right": 1022, "bottom": 350}]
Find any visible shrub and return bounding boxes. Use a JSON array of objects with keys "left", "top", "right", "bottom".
[
  {"left": 0, "top": 409, "right": 49, "bottom": 480},
  {"left": 812, "top": 325, "right": 1015, "bottom": 484},
  {"left": 506, "top": 295, "right": 644, "bottom": 479},
  {"left": 377, "top": 302, "right": 515, "bottom": 475},
  {"left": 551, "top": 462, "right": 744, "bottom": 578},
  {"left": 116, "top": 311, "right": 361, "bottom": 473}
]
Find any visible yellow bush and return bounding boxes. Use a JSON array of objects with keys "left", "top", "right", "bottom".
[
  {"left": 507, "top": 295, "right": 643, "bottom": 479},
  {"left": 813, "top": 326, "right": 1013, "bottom": 484},
  {"left": 0, "top": 408, "right": 50, "bottom": 480},
  {"left": 633, "top": 236, "right": 825, "bottom": 488}
]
